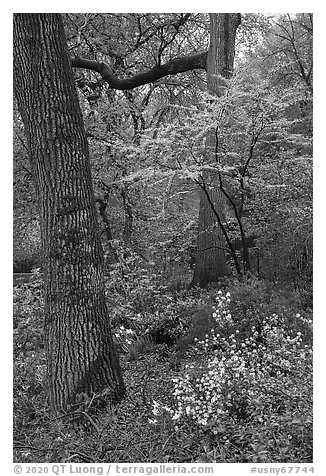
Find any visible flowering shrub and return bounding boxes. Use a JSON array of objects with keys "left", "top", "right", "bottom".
[
  {"left": 114, "top": 325, "right": 137, "bottom": 352},
  {"left": 151, "top": 291, "right": 312, "bottom": 460}
]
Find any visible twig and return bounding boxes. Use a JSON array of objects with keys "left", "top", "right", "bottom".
[
  {"left": 51, "top": 410, "right": 101, "bottom": 433},
  {"left": 13, "top": 444, "right": 53, "bottom": 453},
  {"left": 66, "top": 450, "right": 96, "bottom": 463}
]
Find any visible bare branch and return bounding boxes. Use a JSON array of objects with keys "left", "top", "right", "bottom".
[{"left": 71, "top": 52, "right": 208, "bottom": 90}]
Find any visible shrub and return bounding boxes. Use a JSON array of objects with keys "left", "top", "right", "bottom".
[
  {"left": 13, "top": 268, "right": 47, "bottom": 434},
  {"left": 106, "top": 254, "right": 215, "bottom": 354},
  {"left": 151, "top": 290, "right": 313, "bottom": 462},
  {"left": 224, "top": 275, "right": 313, "bottom": 343},
  {"left": 105, "top": 248, "right": 167, "bottom": 321},
  {"left": 13, "top": 268, "right": 44, "bottom": 353}
]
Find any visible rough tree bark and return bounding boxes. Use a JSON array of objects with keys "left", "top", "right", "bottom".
[
  {"left": 191, "top": 13, "right": 241, "bottom": 286},
  {"left": 13, "top": 13, "right": 125, "bottom": 413}
]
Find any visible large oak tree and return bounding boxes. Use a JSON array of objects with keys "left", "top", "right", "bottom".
[{"left": 13, "top": 13, "right": 125, "bottom": 413}]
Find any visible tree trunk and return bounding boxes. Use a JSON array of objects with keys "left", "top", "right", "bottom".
[
  {"left": 192, "top": 13, "right": 241, "bottom": 287},
  {"left": 121, "top": 187, "right": 133, "bottom": 248},
  {"left": 95, "top": 195, "right": 119, "bottom": 265},
  {"left": 13, "top": 13, "right": 125, "bottom": 413}
]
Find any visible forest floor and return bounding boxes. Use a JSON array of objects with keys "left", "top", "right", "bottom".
[{"left": 13, "top": 273, "right": 313, "bottom": 463}]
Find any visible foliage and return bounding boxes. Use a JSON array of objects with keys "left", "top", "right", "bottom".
[
  {"left": 13, "top": 268, "right": 44, "bottom": 352},
  {"left": 151, "top": 291, "right": 312, "bottom": 462},
  {"left": 13, "top": 11, "right": 313, "bottom": 464},
  {"left": 14, "top": 275, "right": 312, "bottom": 463},
  {"left": 13, "top": 269, "right": 46, "bottom": 435},
  {"left": 105, "top": 247, "right": 214, "bottom": 355},
  {"left": 13, "top": 106, "right": 41, "bottom": 272},
  {"left": 14, "top": 13, "right": 312, "bottom": 286},
  {"left": 136, "top": 59, "right": 312, "bottom": 277}
]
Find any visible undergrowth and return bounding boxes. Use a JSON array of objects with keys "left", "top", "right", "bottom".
[{"left": 13, "top": 269, "right": 313, "bottom": 463}]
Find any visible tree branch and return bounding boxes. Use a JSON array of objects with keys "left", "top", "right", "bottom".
[{"left": 71, "top": 51, "right": 208, "bottom": 90}]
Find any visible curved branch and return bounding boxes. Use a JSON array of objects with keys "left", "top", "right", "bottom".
[{"left": 71, "top": 51, "right": 208, "bottom": 90}]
